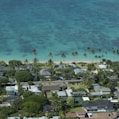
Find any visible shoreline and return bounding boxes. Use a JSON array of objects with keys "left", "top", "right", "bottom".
[
  {"left": 0, "top": 59, "right": 118, "bottom": 64},
  {"left": 0, "top": 59, "right": 113, "bottom": 65}
]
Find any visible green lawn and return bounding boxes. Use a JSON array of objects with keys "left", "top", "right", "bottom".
[{"left": 68, "top": 107, "right": 83, "bottom": 113}]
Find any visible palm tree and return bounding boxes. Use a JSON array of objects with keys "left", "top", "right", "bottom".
[
  {"left": 94, "top": 55, "right": 98, "bottom": 62},
  {"left": 72, "top": 52, "right": 75, "bottom": 58},
  {"left": 47, "top": 59, "right": 54, "bottom": 66},
  {"left": 83, "top": 53, "right": 87, "bottom": 61},
  {"left": 61, "top": 53, "right": 66, "bottom": 63},
  {"left": 32, "top": 49, "right": 38, "bottom": 67},
  {"left": 74, "top": 51, "right": 78, "bottom": 62},
  {"left": 32, "top": 49, "right": 37, "bottom": 58},
  {"left": 72, "top": 51, "right": 79, "bottom": 62},
  {"left": 98, "top": 48, "right": 101, "bottom": 52},
  {"left": 111, "top": 47, "right": 117, "bottom": 61},
  {"left": 86, "top": 47, "right": 91, "bottom": 52},
  {"left": 48, "top": 52, "right": 53, "bottom": 58},
  {"left": 24, "top": 59, "right": 28, "bottom": 65},
  {"left": 33, "top": 57, "right": 38, "bottom": 65},
  {"left": 117, "top": 49, "right": 119, "bottom": 61}
]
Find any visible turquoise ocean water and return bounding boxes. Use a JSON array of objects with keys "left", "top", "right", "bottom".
[{"left": 0, "top": 0, "right": 119, "bottom": 62}]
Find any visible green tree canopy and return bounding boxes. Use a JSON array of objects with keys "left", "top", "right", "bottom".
[
  {"left": 15, "top": 71, "right": 32, "bottom": 82},
  {"left": 9, "top": 60, "right": 22, "bottom": 68},
  {"left": 0, "top": 77, "right": 9, "bottom": 86},
  {"left": 22, "top": 94, "right": 49, "bottom": 114},
  {"left": 22, "top": 101, "right": 40, "bottom": 114},
  {"left": 66, "top": 97, "right": 75, "bottom": 108}
]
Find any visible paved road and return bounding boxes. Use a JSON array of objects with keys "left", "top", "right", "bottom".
[{"left": 20, "top": 79, "right": 82, "bottom": 85}]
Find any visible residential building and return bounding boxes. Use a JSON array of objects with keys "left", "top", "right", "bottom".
[
  {"left": 42, "top": 85, "right": 61, "bottom": 92},
  {"left": 22, "top": 85, "right": 41, "bottom": 94},
  {"left": 6, "top": 85, "right": 18, "bottom": 95},
  {"left": 83, "top": 100, "right": 114, "bottom": 112},
  {"left": 66, "top": 88, "right": 73, "bottom": 96}
]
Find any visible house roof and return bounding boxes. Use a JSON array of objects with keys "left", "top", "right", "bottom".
[
  {"left": 6, "top": 85, "right": 18, "bottom": 92},
  {"left": 98, "top": 64, "right": 107, "bottom": 69},
  {"left": 0, "top": 66, "right": 13, "bottom": 71},
  {"left": 74, "top": 68, "right": 84, "bottom": 75},
  {"left": 39, "top": 69, "right": 51, "bottom": 76},
  {"left": 94, "top": 85, "right": 111, "bottom": 93},
  {"left": 76, "top": 110, "right": 87, "bottom": 115},
  {"left": 22, "top": 85, "right": 41, "bottom": 93},
  {"left": 43, "top": 105, "right": 51, "bottom": 113},
  {"left": 114, "top": 91, "right": 119, "bottom": 98},
  {"left": 23, "top": 116, "right": 48, "bottom": 119},
  {"left": 74, "top": 97, "right": 83, "bottom": 103},
  {"left": 90, "top": 92, "right": 110, "bottom": 96},
  {"left": 68, "top": 63, "right": 76, "bottom": 68},
  {"left": 72, "top": 91, "right": 86, "bottom": 95},
  {"left": 66, "top": 109, "right": 86, "bottom": 118},
  {"left": 83, "top": 100, "right": 114, "bottom": 111},
  {"left": 8, "top": 117, "right": 20, "bottom": 119},
  {"left": 82, "top": 97, "right": 90, "bottom": 101},
  {"left": 57, "top": 91, "right": 66, "bottom": 97},
  {"left": 42, "top": 85, "right": 60, "bottom": 91},
  {"left": 92, "top": 112, "right": 117, "bottom": 119},
  {"left": 65, "top": 112, "right": 76, "bottom": 118},
  {"left": 66, "top": 88, "right": 73, "bottom": 96},
  {"left": 54, "top": 64, "right": 65, "bottom": 70},
  {"left": 0, "top": 72, "right": 4, "bottom": 76},
  {"left": 0, "top": 102, "right": 11, "bottom": 107},
  {"left": 50, "top": 116, "right": 60, "bottom": 119}
]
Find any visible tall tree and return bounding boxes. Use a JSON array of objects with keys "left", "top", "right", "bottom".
[
  {"left": 32, "top": 49, "right": 37, "bottom": 58},
  {"left": 74, "top": 51, "right": 79, "bottom": 62},
  {"left": 48, "top": 52, "right": 53, "bottom": 59},
  {"left": 84, "top": 53, "right": 87, "bottom": 61},
  {"left": 24, "top": 59, "right": 28, "bottom": 65},
  {"left": 61, "top": 53, "right": 66, "bottom": 63}
]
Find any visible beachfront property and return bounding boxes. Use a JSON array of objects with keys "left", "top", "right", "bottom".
[{"left": 0, "top": 59, "right": 119, "bottom": 118}]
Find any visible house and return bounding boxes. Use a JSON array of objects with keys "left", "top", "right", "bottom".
[
  {"left": 0, "top": 72, "right": 4, "bottom": 77},
  {"left": 114, "top": 91, "right": 119, "bottom": 98},
  {"left": 65, "top": 112, "right": 76, "bottom": 118},
  {"left": 83, "top": 100, "right": 114, "bottom": 112},
  {"left": 108, "top": 75, "right": 118, "bottom": 80},
  {"left": 72, "top": 91, "right": 87, "bottom": 96},
  {"left": 91, "top": 85, "right": 111, "bottom": 96},
  {"left": 22, "top": 85, "right": 41, "bottom": 94},
  {"left": 8, "top": 117, "right": 20, "bottom": 119},
  {"left": 6, "top": 85, "right": 18, "bottom": 95},
  {"left": 0, "top": 102, "right": 11, "bottom": 107},
  {"left": 74, "top": 97, "right": 83, "bottom": 104},
  {"left": 4, "top": 95, "right": 19, "bottom": 104},
  {"left": 42, "top": 85, "right": 61, "bottom": 92},
  {"left": 23, "top": 116, "right": 48, "bottom": 119},
  {"left": 68, "top": 63, "right": 76, "bottom": 68},
  {"left": 92, "top": 112, "right": 117, "bottom": 119},
  {"left": 74, "top": 68, "right": 84, "bottom": 75},
  {"left": 50, "top": 116, "right": 60, "bottom": 119},
  {"left": 76, "top": 110, "right": 87, "bottom": 118},
  {"left": 54, "top": 64, "right": 65, "bottom": 70},
  {"left": 0, "top": 66, "right": 13, "bottom": 71},
  {"left": 39, "top": 69, "right": 51, "bottom": 76},
  {"left": 66, "top": 110, "right": 87, "bottom": 118},
  {"left": 104, "top": 68, "right": 113, "bottom": 72},
  {"left": 43, "top": 104, "right": 52, "bottom": 113},
  {"left": 98, "top": 64, "right": 107, "bottom": 69},
  {"left": 57, "top": 91, "right": 66, "bottom": 97},
  {"left": 0, "top": 71, "right": 8, "bottom": 80},
  {"left": 66, "top": 88, "right": 73, "bottom": 96},
  {"left": 82, "top": 97, "right": 90, "bottom": 101},
  {"left": 15, "top": 66, "right": 26, "bottom": 71}
]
